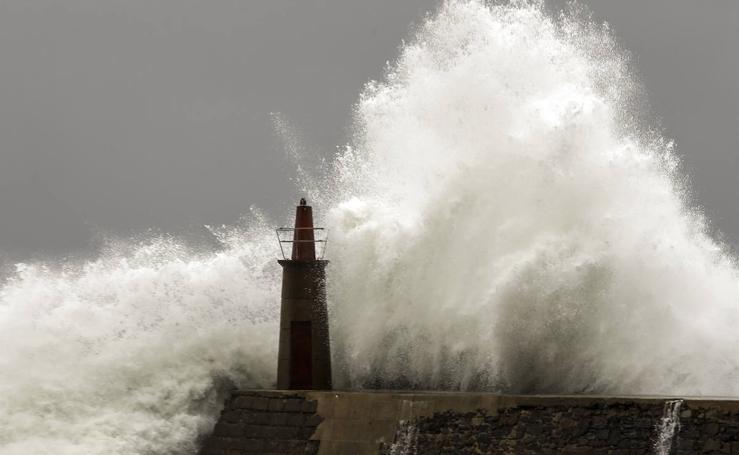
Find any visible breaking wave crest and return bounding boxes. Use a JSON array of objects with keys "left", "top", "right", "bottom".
[
  {"left": 324, "top": 0, "right": 739, "bottom": 395},
  {"left": 0, "top": 220, "right": 280, "bottom": 455}
]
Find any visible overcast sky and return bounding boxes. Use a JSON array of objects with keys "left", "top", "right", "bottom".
[{"left": 0, "top": 1, "right": 737, "bottom": 261}]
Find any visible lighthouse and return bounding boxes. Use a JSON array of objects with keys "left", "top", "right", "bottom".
[{"left": 275, "top": 198, "right": 332, "bottom": 390}]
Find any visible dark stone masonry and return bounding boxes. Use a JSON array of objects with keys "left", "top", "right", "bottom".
[
  {"left": 198, "top": 391, "right": 322, "bottom": 455},
  {"left": 380, "top": 402, "right": 739, "bottom": 454},
  {"left": 198, "top": 391, "right": 739, "bottom": 454}
]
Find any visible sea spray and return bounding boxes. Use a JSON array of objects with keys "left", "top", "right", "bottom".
[
  {"left": 2, "top": 1, "right": 739, "bottom": 454},
  {"left": 654, "top": 400, "right": 683, "bottom": 455},
  {"left": 0, "top": 221, "right": 280, "bottom": 455},
  {"left": 387, "top": 421, "right": 418, "bottom": 455},
  {"left": 324, "top": 0, "right": 739, "bottom": 393}
]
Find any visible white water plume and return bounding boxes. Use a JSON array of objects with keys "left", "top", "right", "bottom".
[
  {"left": 323, "top": 0, "right": 739, "bottom": 393},
  {"left": 2, "top": 1, "right": 739, "bottom": 454},
  {"left": 0, "top": 219, "right": 280, "bottom": 455},
  {"left": 654, "top": 400, "right": 683, "bottom": 455},
  {"left": 387, "top": 421, "right": 418, "bottom": 455}
]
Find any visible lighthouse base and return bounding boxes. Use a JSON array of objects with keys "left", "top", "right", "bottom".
[{"left": 277, "top": 260, "right": 331, "bottom": 391}]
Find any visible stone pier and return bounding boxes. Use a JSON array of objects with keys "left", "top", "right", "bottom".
[{"left": 199, "top": 390, "right": 739, "bottom": 454}]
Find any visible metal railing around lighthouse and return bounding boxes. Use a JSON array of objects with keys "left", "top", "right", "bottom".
[{"left": 275, "top": 227, "right": 328, "bottom": 261}]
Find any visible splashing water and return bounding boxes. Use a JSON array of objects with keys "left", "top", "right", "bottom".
[
  {"left": 323, "top": 0, "right": 739, "bottom": 393},
  {"left": 654, "top": 400, "right": 683, "bottom": 455},
  {"left": 2, "top": 1, "right": 739, "bottom": 454},
  {"left": 0, "top": 220, "right": 280, "bottom": 455},
  {"left": 387, "top": 421, "right": 418, "bottom": 455}
]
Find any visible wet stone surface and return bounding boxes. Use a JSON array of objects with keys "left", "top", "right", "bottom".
[
  {"left": 199, "top": 392, "right": 739, "bottom": 455},
  {"left": 198, "top": 392, "right": 321, "bottom": 455},
  {"left": 380, "top": 402, "right": 739, "bottom": 455}
]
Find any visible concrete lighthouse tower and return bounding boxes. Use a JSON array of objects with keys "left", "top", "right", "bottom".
[{"left": 275, "top": 198, "right": 332, "bottom": 390}]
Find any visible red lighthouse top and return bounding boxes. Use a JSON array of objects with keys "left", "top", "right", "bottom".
[
  {"left": 292, "top": 198, "right": 316, "bottom": 261},
  {"left": 276, "top": 198, "right": 327, "bottom": 261}
]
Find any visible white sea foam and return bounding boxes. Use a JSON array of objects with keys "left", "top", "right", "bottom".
[
  {"left": 323, "top": 0, "right": 739, "bottom": 394},
  {"left": 2, "top": 1, "right": 739, "bottom": 454},
  {"left": 0, "top": 220, "right": 280, "bottom": 455},
  {"left": 654, "top": 400, "right": 683, "bottom": 455}
]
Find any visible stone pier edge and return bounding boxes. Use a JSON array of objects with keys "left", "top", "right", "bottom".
[{"left": 200, "top": 389, "right": 739, "bottom": 454}]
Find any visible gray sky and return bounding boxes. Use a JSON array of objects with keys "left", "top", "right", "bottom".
[{"left": 0, "top": 1, "right": 737, "bottom": 261}]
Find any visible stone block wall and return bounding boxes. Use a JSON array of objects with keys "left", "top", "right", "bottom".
[
  {"left": 380, "top": 402, "right": 665, "bottom": 454},
  {"left": 198, "top": 391, "right": 739, "bottom": 454},
  {"left": 198, "top": 391, "right": 322, "bottom": 455},
  {"left": 675, "top": 405, "right": 739, "bottom": 454}
]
